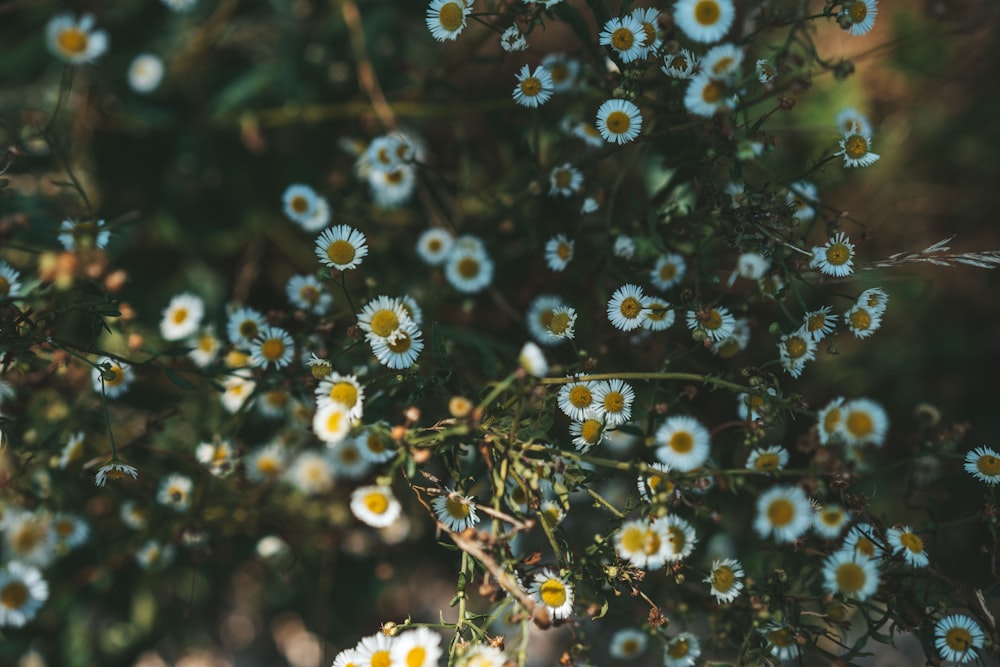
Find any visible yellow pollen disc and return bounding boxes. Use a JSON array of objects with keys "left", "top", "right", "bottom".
[
  {"left": 446, "top": 498, "right": 470, "bottom": 519},
  {"left": 376, "top": 147, "right": 390, "bottom": 164},
  {"left": 583, "top": 123, "right": 601, "bottom": 137},
  {"left": 621, "top": 638, "right": 639, "bottom": 654},
  {"left": 387, "top": 332, "right": 412, "bottom": 353},
  {"left": 520, "top": 77, "right": 542, "bottom": 97},
  {"left": 556, "top": 243, "right": 572, "bottom": 260},
  {"left": 849, "top": 1, "right": 868, "bottom": 23},
  {"left": 670, "top": 55, "right": 689, "bottom": 71},
  {"left": 647, "top": 304, "right": 668, "bottom": 321},
  {"left": 667, "top": 639, "right": 690, "bottom": 659},
  {"left": 13, "top": 525, "right": 40, "bottom": 553},
  {"left": 611, "top": 27, "right": 635, "bottom": 51},
  {"left": 620, "top": 526, "right": 646, "bottom": 552},
  {"left": 694, "top": 0, "right": 721, "bottom": 25},
  {"left": 712, "top": 57, "right": 734, "bottom": 75},
  {"left": 171, "top": 307, "right": 188, "bottom": 325},
  {"left": 554, "top": 170, "right": 572, "bottom": 189},
  {"left": 581, "top": 420, "right": 601, "bottom": 443},
  {"left": 261, "top": 338, "right": 285, "bottom": 361},
  {"left": 542, "top": 507, "right": 562, "bottom": 527},
  {"left": 56, "top": 520, "right": 74, "bottom": 536},
  {"left": 370, "top": 310, "right": 400, "bottom": 338},
  {"left": 58, "top": 28, "right": 89, "bottom": 55},
  {"left": 372, "top": 650, "right": 391, "bottom": 667},
  {"left": 660, "top": 264, "right": 677, "bottom": 280},
  {"left": 807, "top": 313, "right": 827, "bottom": 332},
  {"left": 327, "top": 240, "right": 356, "bottom": 266},
  {"left": 605, "top": 110, "right": 631, "bottom": 135},
  {"left": 406, "top": 647, "right": 427, "bottom": 667},
  {"left": 704, "top": 310, "right": 724, "bottom": 330},
  {"left": 835, "top": 562, "right": 866, "bottom": 593},
  {"left": 619, "top": 296, "right": 642, "bottom": 318},
  {"left": 0, "top": 277, "right": 8, "bottom": 296},
  {"left": 845, "top": 411, "right": 873, "bottom": 437},
  {"left": 291, "top": 196, "right": 308, "bottom": 213},
  {"left": 945, "top": 627, "right": 972, "bottom": 651},
  {"left": 755, "top": 453, "right": 780, "bottom": 471},
  {"left": 826, "top": 243, "right": 850, "bottom": 265},
  {"left": 239, "top": 321, "right": 259, "bottom": 338},
  {"left": 457, "top": 257, "right": 480, "bottom": 278},
  {"left": 299, "top": 286, "right": 319, "bottom": 303},
  {"left": 326, "top": 411, "right": 344, "bottom": 432},
  {"left": 539, "top": 579, "right": 567, "bottom": 608},
  {"left": 548, "top": 311, "right": 571, "bottom": 335},
  {"left": 1, "top": 582, "right": 29, "bottom": 609},
  {"left": 604, "top": 392, "right": 625, "bottom": 413},
  {"left": 198, "top": 336, "right": 215, "bottom": 351},
  {"left": 900, "top": 532, "right": 923, "bottom": 552},
  {"left": 428, "top": 239, "right": 442, "bottom": 252},
  {"left": 768, "top": 628, "right": 793, "bottom": 647},
  {"left": 568, "top": 385, "right": 593, "bottom": 408},
  {"left": 385, "top": 169, "right": 405, "bottom": 184},
  {"left": 821, "top": 510, "right": 842, "bottom": 526},
  {"left": 642, "top": 530, "right": 661, "bottom": 555},
  {"left": 823, "top": 407, "right": 841, "bottom": 434},
  {"left": 785, "top": 337, "right": 807, "bottom": 359},
  {"left": 855, "top": 537, "right": 875, "bottom": 557},
  {"left": 257, "top": 457, "right": 279, "bottom": 474},
  {"left": 977, "top": 454, "right": 1000, "bottom": 476},
  {"left": 367, "top": 435, "right": 386, "bottom": 453},
  {"left": 549, "top": 63, "right": 568, "bottom": 82},
  {"left": 340, "top": 447, "right": 359, "bottom": 463},
  {"left": 701, "top": 81, "right": 725, "bottom": 103},
  {"left": 364, "top": 492, "right": 389, "bottom": 514},
  {"left": 845, "top": 135, "right": 868, "bottom": 159},
  {"left": 641, "top": 23, "right": 656, "bottom": 44},
  {"left": 105, "top": 365, "right": 125, "bottom": 387},
  {"left": 668, "top": 526, "right": 686, "bottom": 551},
  {"left": 328, "top": 382, "right": 358, "bottom": 408},
  {"left": 712, "top": 566, "right": 735, "bottom": 591},
  {"left": 670, "top": 431, "right": 694, "bottom": 453},
  {"left": 850, "top": 309, "right": 872, "bottom": 330},
  {"left": 767, "top": 498, "right": 795, "bottom": 526},
  {"left": 539, "top": 308, "right": 555, "bottom": 328},
  {"left": 438, "top": 3, "right": 464, "bottom": 31}
]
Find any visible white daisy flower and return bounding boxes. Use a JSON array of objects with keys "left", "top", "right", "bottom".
[
  {"left": 369, "top": 319, "right": 424, "bottom": 369},
  {"left": 637, "top": 463, "right": 675, "bottom": 502},
  {"left": 607, "top": 283, "right": 648, "bottom": 331},
  {"left": 599, "top": 16, "right": 648, "bottom": 63},
  {"left": 250, "top": 326, "right": 294, "bottom": 370},
  {"left": 541, "top": 53, "right": 580, "bottom": 92},
  {"left": 119, "top": 501, "right": 147, "bottom": 530},
  {"left": 358, "top": 295, "right": 411, "bottom": 342},
  {"left": 844, "top": 523, "right": 884, "bottom": 559},
  {"left": 711, "top": 316, "right": 751, "bottom": 357},
  {"left": 329, "top": 439, "right": 373, "bottom": 479},
  {"left": 673, "top": 0, "right": 733, "bottom": 42},
  {"left": 844, "top": 303, "right": 882, "bottom": 339},
  {"left": 817, "top": 396, "right": 845, "bottom": 445},
  {"left": 287, "top": 451, "right": 335, "bottom": 495},
  {"left": 685, "top": 305, "right": 736, "bottom": 341},
  {"left": 887, "top": 525, "right": 929, "bottom": 567},
  {"left": 518, "top": 341, "right": 548, "bottom": 377},
  {"left": 591, "top": 379, "right": 635, "bottom": 426},
  {"left": 704, "top": 557, "right": 744, "bottom": 603},
  {"left": 660, "top": 514, "right": 698, "bottom": 562},
  {"left": 368, "top": 164, "right": 417, "bottom": 208},
  {"left": 745, "top": 445, "right": 789, "bottom": 473},
  {"left": 58, "top": 431, "right": 86, "bottom": 469},
  {"left": 315, "top": 372, "right": 365, "bottom": 419},
  {"left": 221, "top": 372, "right": 255, "bottom": 413},
  {"left": 544, "top": 234, "right": 574, "bottom": 271},
  {"left": 426, "top": 0, "right": 471, "bottom": 41},
  {"left": 46, "top": 13, "right": 108, "bottom": 65},
  {"left": 650, "top": 253, "right": 686, "bottom": 290},
  {"left": 226, "top": 305, "right": 266, "bottom": 346},
  {"left": 315, "top": 225, "right": 368, "bottom": 271},
  {"left": 444, "top": 239, "right": 494, "bottom": 293},
  {"left": 839, "top": 398, "right": 888, "bottom": 448},
  {"left": 812, "top": 504, "right": 850, "bottom": 538},
  {"left": 548, "top": 164, "right": 583, "bottom": 198},
  {"left": 655, "top": 415, "right": 710, "bottom": 472},
  {"left": 580, "top": 196, "right": 599, "bottom": 213},
  {"left": 569, "top": 412, "right": 605, "bottom": 452},
  {"left": 512, "top": 65, "right": 554, "bottom": 108},
  {"left": 160, "top": 292, "right": 204, "bottom": 341},
  {"left": 2, "top": 512, "right": 55, "bottom": 568},
  {"left": 557, "top": 378, "right": 597, "bottom": 422},
  {"left": 0, "top": 562, "right": 49, "bottom": 628},
  {"left": 787, "top": 180, "right": 818, "bottom": 221},
  {"left": 684, "top": 71, "right": 735, "bottom": 118},
  {"left": 0, "top": 261, "right": 22, "bottom": 299},
  {"left": 630, "top": 7, "right": 662, "bottom": 58},
  {"left": 94, "top": 460, "right": 139, "bottom": 487},
  {"left": 810, "top": 231, "right": 855, "bottom": 277},
  {"left": 661, "top": 49, "right": 698, "bottom": 79},
  {"left": 615, "top": 519, "right": 670, "bottom": 570},
  {"left": 761, "top": 623, "right": 800, "bottom": 662},
  {"left": 246, "top": 443, "right": 287, "bottom": 483},
  {"left": 822, "top": 549, "right": 880, "bottom": 601},
  {"left": 840, "top": 0, "right": 878, "bottom": 36},
  {"left": 356, "top": 427, "right": 396, "bottom": 464},
  {"left": 526, "top": 295, "right": 572, "bottom": 346},
  {"left": 128, "top": 54, "right": 165, "bottom": 94},
  {"left": 355, "top": 632, "right": 396, "bottom": 667},
  {"left": 351, "top": 485, "right": 402, "bottom": 528},
  {"left": 756, "top": 58, "right": 776, "bottom": 84},
  {"left": 196, "top": 439, "right": 236, "bottom": 476},
  {"left": 964, "top": 445, "right": 1000, "bottom": 485},
  {"left": 754, "top": 485, "right": 812, "bottom": 543},
  {"left": 835, "top": 107, "right": 873, "bottom": 136},
  {"left": 499, "top": 24, "right": 527, "bottom": 52},
  {"left": 802, "top": 306, "right": 836, "bottom": 342},
  {"left": 188, "top": 326, "right": 220, "bottom": 368},
  {"left": 530, "top": 568, "right": 574, "bottom": 620},
  {"left": 609, "top": 628, "right": 647, "bottom": 660},
  {"left": 157, "top": 474, "right": 194, "bottom": 512},
  {"left": 934, "top": 614, "right": 984, "bottom": 665},
  {"left": 736, "top": 388, "right": 776, "bottom": 422},
  {"left": 596, "top": 99, "right": 642, "bottom": 144},
  {"left": 433, "top": 491, "right": 479, "bottom": 531},
  {"left": 416, "top": 228, "right": 454, "bottom": 265},
  {"left": 857, "top": 287, "right": 889, "bottom": 316},
  {"left": 57, "top": 219, "right": 110, "bottom": 251},
  {"left": 837, "top": 132, "right": 880, "bottom": 168},
  {"left": 390, "top": 628, "right": 443, "bottom": 667},
  {"left": 778, "top": 328, "right": 816, "bottom": 378},
  {"left": 732, "top": 251, "right": 770, "bottom": 282},
  {"left": 312, "top": 402, "right": 353, "bottom": 445},
  {"left": 281, "top": 184, "right": 327, "bottom": 230},
  {"left": 286, "top": 274, "right": 331, "bottom": 314},
  {"left": 701, "top": 43, "right": 743, "bottom": 80},
  {"left": 663, "top": 632, "right": 701, "bottom": 667},
  {"left": 642, "top": 297, "right": 675, "bottom": 331},
  {"left": 257, "top": 388, "right": 291, "bottom": 420},
  {"left": 91, "top": 357, "right": 133, "bottom": 398},
  {"left": 613, "top": 234, "right": 636, "bottom": 259}
]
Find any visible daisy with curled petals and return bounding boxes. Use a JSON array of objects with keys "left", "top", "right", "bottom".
[
  {"left": 964, "top": 445, "right": 1000, "bottom": 485},
  {"left": 684, "top": 71, "right": 735, "bottom": 118},
  {"left": 661, "top": 514, "right": 698, "bottom": 562},
  {"left": 836, "top": 107, "right": 874, "bottom": 136},
  {"left": 655, "top": 415, "right": 710, "bottom": 472},
  {"left": 512, "top": 65, "right": 554, "bottom": 108},
  {"left": 756, "top": 58, "right": 776, "bottom": 84},
  {"left": 607, "top": 283, "right": 648, "bottom": 331},
  {"left": 313, "top": 402, "right": 353, "bottom": 445},
  {"left": 569, "top": 412, "right": 605, "bottom": 452},
  {"left": 754, "top": 485, "right": 812, "bottom": 543},
  {"left": 499, "top": 25, "right": 527, "bottom": 52},
  {"left": 840, "top": 0, "right": 878, "bottom": 36},
  {"left": 160, "top": 292, "right": 204, "bottom": 341},
  {"left": 661, "top": 49, "right": 698, "bottom": 79},
  {"left": 433, "top": 490, "right": 479, "bottom": 532},
  {"left": 813, "top": 504, "right": 850, "bottom": 538},
  {"left": 642, "top": 297, "right": 675, "bottom": 331},
  {"left": 845, "top": 303, "right": 882, "bottom": 339},
  {"left": 591, "top": 379, "right": 635, "bottom": 426},
  {"left": 839, "top": 398, "right": 888, "bottom": 448},
  {"left": 704, "top": 557, "right": 744, "bottom": 603},
  {"left": 351, "top": 485, "right": 402, "bottom": 528},
  {"left": 810, "top": 231, "right": 855, "bottom": 277},
  {"left": 663, "top": 632, "right": 701, "bottom": 667},
  {"left": 637, "top": 463, "right": 676, "bottom": 503},
  {"left": 390, "top": 628, "right": 442, "bottom": 667},
  {"left": 370, "top": 320, "right": 424, "bottom": 369},
  {"left": 745, "top": 445, "right": 788, "bottom": 473},
  {"left": 0, "top": 562, "right": 49, "bottom": 628},
  {"left": 887, "top": 525, "right": 929, "bottom": 567},
  {"left": 530, "top": 568, "right": 574, "bottom": 620},
  {"left": 315, "top": 372, "right": 365, "bottom": 419},
  {"left": 526, "top": 295, "right": 570, "bottom": 346},
  {"left": 355, "top": 632, "right": 396, "bottom": 667},
  {"left": 673, "top": 0, "right": 734, "bottom": 43},
  {"left": 609, "top": 628, "right": 647, "bottom": 660},
  {"left": 315, "top": 225, "right": 368, "bottom": 271},
  {"left": 539, "top": 305, "right": 576, "bottom": 342},
  {"left": 425, "top": 0, "right": 471, "bottom": 41},
  {"left": 802, "top": 306, "right": 837, "bottom": 342},
  {"left": 778, "top": 328, "right": 816, "bottom": 378},
  {"left": 650, "top": 253, "right": 686, "bottom": 291},
  {"left": 544, "top": 234, "right": 574, "bottom": 272},
  {"left": 250, "top": 326, "right": 294, "bottom": 370},
  {"left": 548, "top": 164, "right": 583, "bottom": 197},
  {"left": 598, "top": 16, "right": 647, "bottom": 63},
  {"left": 416, "top": 227, "right": 454, "bottom": 265},
  {"left": 596, "top": 99, "right": 642, "bottom": 145},
  {"left": 615, "top": 519, "right": 669, "bottom": 570},
  {"left": 197, "top": 438, "right": 236, "bottom": 477},
  {"left": 858, "top": 287, "right": 889, "bottom": 315},
  {"left": 519, "top": 341, "right": 548, "bottom": 378},
  {"left": 934, "top": 614, "right": 984, "bottom": 665},
  {"left": 837, "top": 132, "right": 880, "bottom": 168},
  {"left": 91, "top": 357, "right": 133, "bottom": 398},
  {"left": 685, "top": 305, "right": 735, "bottom": 342},
  {"left": 95, "top": 459, "right": 139, "bottom": 486},
  {"left": 46, "top": 13, "right": 108, "bottom": 65},
  {"left": 558, "top": 378, "right": 597, "bottom": 421},
  {"left": 221, "top": 373, "right": 255, "bottom": 413},
  {"left": 761, "top": 623, "right": 800, "bottom": 662},
  {"left": 822, "top": 549, "right": 880, "bottom": 601},
  {"left": 157, "top": 474, "right": 194, "bottom": 512}
]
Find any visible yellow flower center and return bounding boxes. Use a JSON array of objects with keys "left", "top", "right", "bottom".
[
  {"left": 326, "top": 240, "right": 356, "bottom": 266},
  {"left": 603, "top": 391, "right": 625, "bottom": 413},
  {"left": 835, "top": 561, "right": 866, "bottom": 594},
  {"left": 659, "top": 263, "right": 677, "bottom": 280},
  {"left": 554, "top": 170, "right": 572, "bottom": 189},
  {"left": 13, "top": 524, "right": 41, "bottom": 553},
  {"left": 754, "top": 452, "right": 781, "bottom": 471},
  {"left": 328, "top": 382, "right": 359, "bottom": 408},
  {"left": 55, "top": 520, "right": 74, "bottom": 537},
  {"left": 340, "top": 447, "right": 359, "bottom": 463},
  {"left": 694, "top": 0, "right": 721, "bottom": 25},
  {"left": 822, "top": 407, "right": 842, "bottom": 434},
  {"left": 458, "top": 257, "right": 480, "bottom": 279},
  {"left": 784, "top": 336, "right": 807, "bottom": 359},
  {"left": 568, "top": 385, "right": 593, "bottom": 409},
  {"left": 367, "top": 434, "right": 386, "bottom": 453},
  {"left": 712, "top": 57, "right": 734, "bottom": 75},
  {"left": 620, "top": 526, "right": 646, "bottom": 553},
  {"left": 438, "top": 2, "right": 464, "bottom": 31},
  {"left": 0, "top": 276, "right": 8, "bottom": 296},
  {"left": 370, "top": 309, "right": 400, "bottom": 338},
  {"left": 701, "top": 81, "right": 725, "bottom": 103},
  {"left": 171, "top": 307, "right": 189, "bottom": 325},
  {"left": 539, "top": 579, "right": 567, "bottom": 607},
  {"left": 290, "top": 195, "right": 309, "bottom": 213},
  {"left": 299, "top": 285, "right": 320, "bottom": 304},
  {"left": 619, "top": 296, "right": 642, "bottom": 318},
  {"left": 105, "top": 365, "right": 126, "bottom": 387},
  {"left": 260, "top": 338, "right": 285, "bottom": 361},
  {"left": 605, "top": 111, "right": 632, "bottom": 135},
  {"left": 446, "top": 497, "right": 471, "bottom": 519},
  {"left": 977, "top": 454, "right": 1000, "bottom": 476},
  {"left": 855, "top": 536, "right": 875, "bottom": 558},
  {"left": 826, "top": 243, "right": 850, "bottom": 265},
  {"left": 1, "top": 582, "right": 29, "bottom": 609},
  {"left": 406, "top": 647, "right": 427, "bottom": 667},
  {"left": 57, "top": 27, "right": 89, "bottom": 55},
  {"left": 669, "top": 55, "right": 689, "bottom": 72},
  {"left": 548, "top": 311, "right": 572, "bottom": 335},
  {"left": 364, "top": 491, "right": 389, "bottom": 515},
  {"left": 641, "top": 23, "right": 656, "bottom": 45},
  {"left": 556, "top": 243, "right": 572, "bottom": 260},
  {"left": 845, "top": 135, "right": 868, "bottom": 159},
  {"left": 548, "top": 63, "right": 568, "bottom": 83},
  {"left": 198, "top": 335, "right": 216, "bottom": 352},
  {"left": 385, "top": 169, "right": 405, "bottom": 184},
  {"left": 642, "top": 529, "right": 662, "bottom": 555},
  {"left": 807, "top": 312, "right": 827, "bottom": 332},
  {"left": 371, "top": 650, "right": 391, "bottom": 667},
  {"left": 239, "top": 320, "right": 259, "bottom": 338},
  {"left": 703, "top": 309, "right": 724, "bottom": 330},
  {"left": 580, "top": 419, "right": 602, "bottom": 443},
  {"left": 899, "top": 531, "right": 923, "bottom": 553},
  {"left": 849, "top": 1, "right": 868, "bottom": 23},
  {"left": 767, "top": 498, "right": 795, "bottom": 526},
  {"left": 611, "top": 27, "right": 635, "bottom": 51},
  {"left": 326, "top": 410, "right": 345, "bottom": 433},
  {"left": 667, "top": 639, "right": 690, "bottom": 659},
  {"left": 820, "top": 509, "right": 843, "bottom": 526},
  {"left": 668, "top": 525, "right": 687, "bottom": 552},
  {"left": 845, "top": 410, "right": 873, "bottom": 437},
  {"left": 519, "top": 77, "right": 542, "bottom": 97},
  {"left": 620, "top": 638, "right": 640, "bottom": 655},
  {"left": 387, "top": 331, "right": 413, "bottom": 353},
  {"left": 945, "top": 627, "right": 973, "bottom": 652},
  {"left": 669, "top": 431, "right": 694, "bottom": 453},
  {"left": 427, "top": 238, "right": 442, "bottom": 252},
  {"left": 257, "top": 457, "right": 280, "bottom": 474},
  {"left": 712, "top": 566, "right": 735, "bottom": 592}
]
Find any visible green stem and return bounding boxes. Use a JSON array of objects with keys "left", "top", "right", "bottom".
[{"left": 538, "top": 371, "right": 759, "bottom": 395}]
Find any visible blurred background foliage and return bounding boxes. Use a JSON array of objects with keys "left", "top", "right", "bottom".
[{"left": 2, "top": 0, "right": 1000, "bottom": 666}]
